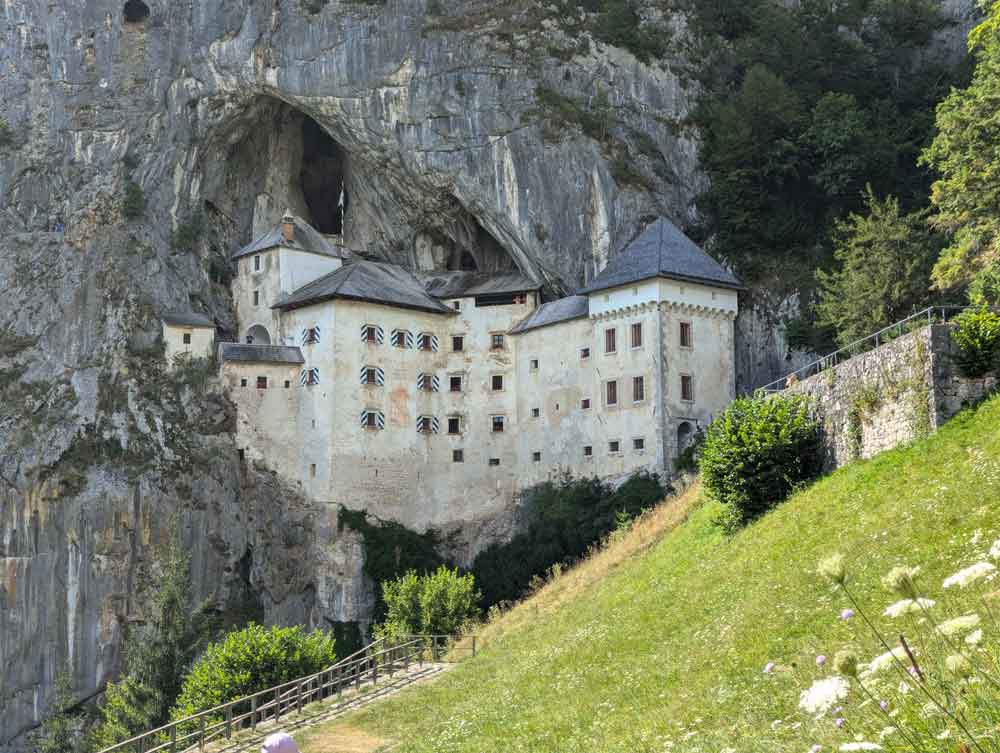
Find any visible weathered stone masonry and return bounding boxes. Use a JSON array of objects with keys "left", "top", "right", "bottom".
[{"left": 785, "top": 324, "right": 998, "bottom": 469}]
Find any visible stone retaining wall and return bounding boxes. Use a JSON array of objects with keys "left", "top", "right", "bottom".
[{"left": 785, "top": 324, "right": 997, "bottom": 469}]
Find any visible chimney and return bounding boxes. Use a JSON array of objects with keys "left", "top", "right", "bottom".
[{"left": 281, "top": 211, "right": 295, "bottom": 243}]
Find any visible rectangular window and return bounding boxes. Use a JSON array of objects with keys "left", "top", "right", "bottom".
[
  {"left": 240, "top": 378, "right": 248, "bottom": 388},
  {"left": 182, "top": 332, "right": 192, "bottom": 345},
  {"left": 453, "top": 449, "right": 464, "bottom": 463},
  {"left": 531, "top": 407, "right": 540, "bottom": 418},
  {"left": 448, "top": 417, "right": 461, "bottom": 435},
  {"left": 362, "top": 410, "right": 385, "bottom": 430},
  {"left": 363, "top": 367, "right": 377, "bottom": 385},
  {"left": 452, "top": 335, "right": 464, "bottom": 352},
  {"left": 491, "top": 374, "right": 504, "bottom": 391},
  {"left": 284, "top": 380, "right": 291, "bottom": 388},
  {"left": 253, "top": 290, "right": 260, "bottom": 306},
  {"left": 681, "top": 374, "right": 694, "bottom": 402},
  {"left": 309, "top": 463, "right": 316, "bottom": 478},
  {"left": 488, "top": 457, "right": 501, "bottom": 466},
  {"left": 453, "top": 301, "right": 461, "bottom": 311},
  {"left": 450, "top": 375, "right": 462, "bottom": 392},
  {"left": 301, "top": 368, "right": 320, "bottom": 386},
  {"left": 391, "top": 329, "right": 412, "bottom": 349},
  {"left": 363, "top": 325, "right": 380, "bottom": 344},
  {"left": 532, "top": 451, "right": 541, "bottom": 462},
  {"left": 364, "top": 412, "right": 377, "bottom": 429},
  {"left": 580, "top": 347, "right": 590, "bottom": 360},
  {"left": 530, "top": 358, "right": 539, "bottom": 371},
  {"left": 256, "top": 376, "right": 268, "bottom": 389},
  {"left": 581, "top": 398, "right": 591, "bottom": 410},
  {"left": 418, "top": 333, "right": 435, "bottom": 351},
  {"left": 604, "top": 328, "right": 616, "bottom": 354},
  {"left": 417, "top": 416, "right": 433, "bottom": 434},
  {"left": 303, "top": 326, "right": 321, "bottom": 345},
  {"left": 605, "top": 380, "right": 618, "bottom": 406},
  {"left": 583, "top": 445, "right": 593, "bottom": 458},
  {"left": 418, "top": 373, "right": 438, "bottom": 392},
  {"left": 631, "top": 322, "right": 643, "bottom": 349},
  {"left": 609, "top": 440, "right": 621, "bottom": 454},
  {"left": 633, "top": 376, "right": 645, "bottom": 403},
  {"left": 680, "top": 321, "right": 693, "bottom": 348},
  {"left": 254, "top": 255, "right": 261, "bottom": 271},
  {"left": 633, "top": 437, "right": 645, "bottom": 451},
  {"left": 491, "top": 415, "right": 505, "bottom": 433},
  {"left": 491, "top": 333, "right": 505, "bottom": 350}
]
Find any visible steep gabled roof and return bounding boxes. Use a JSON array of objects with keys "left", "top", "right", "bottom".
[
  {"left": 417, "top": 270, "right": 543, "bottom": 299},
  {"left": 232, "top": 215, "right": 346, "bottom": 261},
  {"left": 162, "top": 311, "right": 215, "bottom": 328},
  {"left": 219, "top": 343, "right": 305, "bottom": 364},
  {"left": 273, "top": 261, "right": 455, "bottom": 315},
  {"left": 510, "top": 295, "right": 590, "bottom": 335},
  {"left": 578, "top": 218, "right": 741, "bottom": 295}
]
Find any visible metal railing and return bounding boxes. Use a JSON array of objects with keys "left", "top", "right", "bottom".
[
  {"left": 760, "top": 306, "right": 972, "bottom": 394},
  {"left": 96, "top": 634, "right": 475, "bottom": 753}
]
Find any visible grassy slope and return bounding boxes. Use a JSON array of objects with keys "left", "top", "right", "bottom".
[{"left": 305, "top": 397, "right": 1000, "bottom": 753}]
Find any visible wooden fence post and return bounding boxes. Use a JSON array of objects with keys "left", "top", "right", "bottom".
[
  {"left": 169, "top": 725, "right": 177, "bottom": 753},
  {"left": 225, "top": 706, "right": 233, "bottom": 740},
  {"left": 275, "top": 687, "right": 281, "bottom": 721},
  {"left": 199, "top": 716, "right": 206, "bottom": 751},
  {"left": 251, "top": 695, "right": 257, "bottom": 731},
  {"left": 297, "top": 681, "right": 303, "bottom": 714}
]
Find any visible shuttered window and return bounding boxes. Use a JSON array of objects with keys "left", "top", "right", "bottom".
[
  {"left": 417, "top": 415, "right": 440, "bottom": 434},
  {"left": 418, "top": 333, "right": 439, "bottom": 352},
  {"left": 361, "top": 324, "right": 384, "bottom": 344},
  {"left": 302, "top": 326, "right": 321, "bottom": 345},
  {"left": 360, "top": 366, "right": 385, "bottom": 386},
  {"left": 391, "top": 329, "right": 414, "bottom": 349},
  {"left": 300, "top": 368, "right": 320, "bottom": 386},
  {"left": 361, "top": 410, "right": 385, "bottom": 430},
  {"left": 417, "top": 373, "right": 440, "bottom": 392}
]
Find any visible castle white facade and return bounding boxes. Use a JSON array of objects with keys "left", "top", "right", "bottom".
[{"left": 166, "top": 213, "right": 740, "bottom": 552}]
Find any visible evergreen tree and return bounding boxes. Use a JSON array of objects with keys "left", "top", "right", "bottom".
[
  {"left": 814, "top": 187, "right": 938, "bottom": 346},
  {"left": 921, "top": 1, "right": 1000, "bottom": 304},
  {"left": 33, "top": 670, "right": 86, "bottom": 753}
]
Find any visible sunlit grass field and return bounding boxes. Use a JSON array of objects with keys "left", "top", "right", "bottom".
[{"left": 302, "top": 395, "right": 1000, "bottom": 753}]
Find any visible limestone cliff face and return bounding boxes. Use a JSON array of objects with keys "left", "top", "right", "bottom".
[{"left": 0, "top": 0, "right": 974, "bottom": 745}]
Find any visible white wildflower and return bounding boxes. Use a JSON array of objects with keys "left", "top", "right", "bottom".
[
  {"left": 798, "top": 676, "right": 850, "bottom": 715},
  {"left": 877, "top": 728, "right": 894, "bottom": 741},
  {"left": 883, "top": 598, "right": 935, "bottom": 618},
  {"left": 966, "top": 629, "right": 983, "bottom": 646},
  {"left": 946, "top": 654, "right": 972, "bottom": 677},
  {"left": 938, "top": 613, "right": 980, "bottom": 636},
  {"left": 839, "top": 744, "right": 883, "bottom": 751},
  {"left": 943, "top": 562, "right": 996, "bottom": 589},
  {"left": 989, "top": 538, "right": 1000, "bottom": 561},
  {"left": 863, "top": 647, "right": 909, "bottom": 676},
  {"left": 936, "top": 729, "right": 951, "bottom": 740}
]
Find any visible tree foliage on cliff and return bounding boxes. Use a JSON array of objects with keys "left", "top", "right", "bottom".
[
  {"left": 686, "top": 0, "right": 963, "bottom": 341},
  {"left": 814, "top": 187, "right": 939, "bottom": 347},
  {"left": 921, "top": 1, "right": 1000, "bottom": 305},
  {"left": 376, "top": 567, "right": 480, "bottom": 639}
]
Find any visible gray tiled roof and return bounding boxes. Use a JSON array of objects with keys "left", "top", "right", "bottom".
[
  {"left": 232, "top": 215, "right": 346, "bottom": 261},
  {"left": 273, "top": 261, "right": 456, "bottom": 315},
  {"left": 510, "top": 295, "right": 590, "bottom": 334},
  {"left": 162, "top": 311, "right": 215, "bottom": 328},
  {"left": 578, "top": 218, "right": 741, "bottom": 295},
  {"left": 418, "top": 270, "right": 543, "bottom": 299},
  {"left": 219, "top": 343, "right": 305, "bottom": 364}
]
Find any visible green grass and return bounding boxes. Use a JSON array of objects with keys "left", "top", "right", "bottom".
[{"left": 304, "top": 396, "right": 1000, "bottom": 753}]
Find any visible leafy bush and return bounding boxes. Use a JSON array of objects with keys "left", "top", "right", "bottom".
[
  {"left": 377, "top": 566, "right": 480, "bottom": 639},
  {"left": 471, "top": 472, "right": 666, "bottom": 607},
  {"left": 122, "top": 181, "right": 146, "bottom": 219},
  {"left": 952, "top": 306, "right": 1000, "bottom": 377},
  {"left": 699, "top": 394, "right": 822, "bottom": 530},
  {"left": 170, "top": 624, "right": 337, "bottom": 720},
  {"left": 171, "top": 212, "right": 205, "bottom": 251}
]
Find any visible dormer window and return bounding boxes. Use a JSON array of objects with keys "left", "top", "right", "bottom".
[
  {"left": 361, "top": 324, "right": 384, "bottom": 345},
  {"left": 391, "top": 329, "right": 413, "bottom": 349},
  {"left": 302, "top": 326, "right": 321, "bottom": 345}
]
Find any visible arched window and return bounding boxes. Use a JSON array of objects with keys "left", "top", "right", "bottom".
[
  {"left": 246, "top": 324, "right": 271, "bottom": 345},
  {"left": 677, "top": 421, "right": 694, "bottom": 456},
  {"left": 123, "top": 0, "right": 150, "bottom": 23}
]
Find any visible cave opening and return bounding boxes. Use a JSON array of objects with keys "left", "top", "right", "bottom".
[
  {"left": 300, "top": 116, "right": 347, "bottom": 236},
  {"left": 123, "top": 0, "right": 150, "bottom": 23}
]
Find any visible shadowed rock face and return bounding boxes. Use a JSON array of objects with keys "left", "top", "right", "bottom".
[{"left": 0, "top": 0, "right": 974, "bottom": 743}]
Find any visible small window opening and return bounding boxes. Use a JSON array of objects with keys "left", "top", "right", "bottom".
[
  {"left": 256, "top": 376, "right": 268, "bottom": 389},
  {"left": 680, "top": 321, "right": 693, "bottom": 348},
  {"left": 580, "top": 347, "right": 590, "bottom": 359},
  {"left": 633, "top": 437, "right": 645, "bottom": 451},
  {"left": 363, "top": 325, "right": 380, "bottom": 344},
  {"left": 631, "top": 322, "right": 643, "bottom": 349},
  {"left": 491, "top": 374, "right": 504, "bottom": 391},
  {"left": 681, "top": 374, "right": 694, "bottom": 402},
  {"left": 530, "top": 359, "right": 539, "bottom": 370},
  {"left": 531, "top": 407, "right": 540, "bottom": 418},
  {"left": 284, "top": 380, "right": 291, "bottom": 388},
  {"left": 606, "top": 380, "right": 618, "bottom": 406},
  {"left": 448, "top": 417, "right": 461, "bottom": 435},
  {"left": 452, "top": 335, "right": 464, "bottom": 352},
  {"left": 123, "top": 0, "right": 150, "bottom": 24},
  {"left": 532, "top": 451, "right": 541, "bottom": 462},
  {"left": 491, "top": 415, "right": 505, "bottom": 433},
  {"left": 490, "top": 333, "right": 505, "bottom": 350},
  {"left": 633, "top": 376, "right": 645, "bottom": 403},
  {"left": 253, "top": 290, "right": 260, "bottom": 306},
  {"left": 309, "top": 463, "right": 317, "bottom": 478},
  {"left": 182, "top": 333, "right": 192, "bottom": 345},
  {"left": 450, "top": 375, "right": 462, "bottom": 392},
  {"left": 583, "top": 445, "right": 593, "bottom": 458},
  {"left": 453, "top": 449, "right": 465, "bottom": 463},
  {"left": 240, "top": 378, "right": 248, "bottom": 388},
  {"left": 417, "top": 416, "right": 434, "bottom": 434},
  {"left": 604, "top": 328, "right": 616, "bottom": 354},
  {"left": 488, "top": 457, "right": 501, "bottom": 466},
  {"left": 609, "top": 440, "right": 621, "bottom": 454},
  {"left": 581, "top": 398, "right": 591, "bottom": 410},
  {"left": 418, "top": 333, "right": 435, "bottom": 351},
  {"left": 453, "top": 300, "right": 462, "bottom": 311},
  {"left": 254, "top": 254, "right": 261, "bottom": 272},
  {"left": 238, "top": 448, "right": 246, "bottom": 462}
]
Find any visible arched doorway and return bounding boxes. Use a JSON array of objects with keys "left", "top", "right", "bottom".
[
  {"left": 246, "top": 324, "right": 271, "bottom": 345},
  {"left": 677, "top": 421, "right": 694, "bottom": 457}
]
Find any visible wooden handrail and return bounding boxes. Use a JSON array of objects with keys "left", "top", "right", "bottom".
[{"left": 95, "top": 634, "right": 470, "bottom": 753}]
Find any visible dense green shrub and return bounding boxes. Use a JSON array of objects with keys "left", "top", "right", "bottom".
[
  {"left": 699, "top": 394, "right": 822, "bottom": 530},
  {"left": 472, "top": 472, "right": 666, "bottom": 607},
  {"left": 170, "top": 624, "right": 337, "bottom": 720},
  {"left": 34, "top": 671, "right": 88, "bottom": 753},
  {"left": 122, "top": 181, "right": 146, "bottom": 219},
  {"left": 952, "top": 306, "right": 1000, "bottom": 377},
  {"left": 171, "top": 212, "right": 205, "bottom": 251},
  {"left": 377, "top": 566, "right": 480, "bottom": 638}
]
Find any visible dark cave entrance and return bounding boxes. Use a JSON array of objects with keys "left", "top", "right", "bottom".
[{"left": 300, "top": 116, "right": 347, "bottom": 236}]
